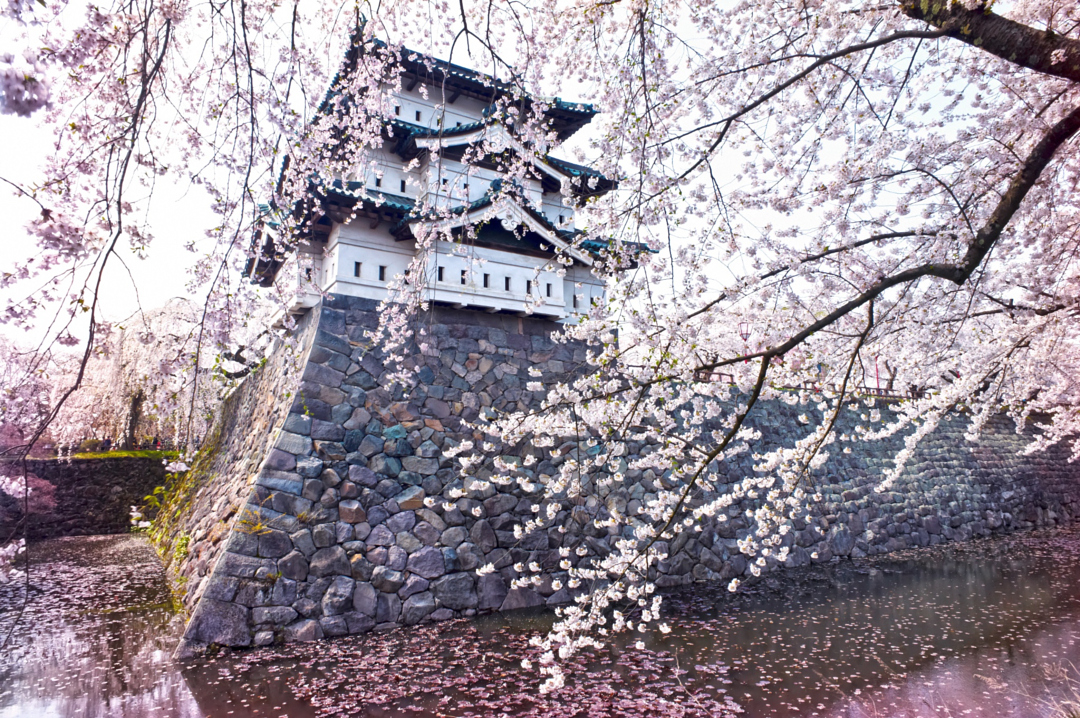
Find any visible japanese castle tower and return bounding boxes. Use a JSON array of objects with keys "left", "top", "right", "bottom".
[{"left": 246, "top": 39, "right": 615, "bottom": 320}]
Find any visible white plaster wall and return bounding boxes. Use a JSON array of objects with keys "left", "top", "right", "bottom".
[{"left": 325, "top": 222, "right": 579, "bottom": 317}]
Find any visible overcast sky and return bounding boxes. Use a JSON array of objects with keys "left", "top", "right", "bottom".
[{"left": 0, "top": 112, "right": 212, "bottom": 348}]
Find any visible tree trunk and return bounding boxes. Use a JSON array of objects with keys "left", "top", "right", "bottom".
[{"left": 123, "top": 389, "right": 145, "bottom": 451}]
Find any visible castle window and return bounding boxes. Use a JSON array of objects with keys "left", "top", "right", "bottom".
[
  {"left": 504, "top": 276, "right": 511, "bottom": 292},
  {"left": 546, "top": 283, "right": 552, "bottom": 297},
  {"left": 573, "top": 294, "right": 579, "bottom": 309},
  {"left": 400, "top": 179, "right": 406, "bottom": 193},
  {"left": 526, "top": 280, "right": 532, "bottom": 295},
  {"left": 378, "top": 265, "right": 387, "bottom": 281},
  {"left": 353, "top": 262, "right": 362, "bottom": 278},
  {"left": 558, "top": 214, "right": 564, "bottom": 224},
  {"left": 460, "top": 269, "right": 467, "bottom": 285},
  {"left": 456, "top": 121, "right": 462, "bottom": 127},
  {"left": 374, "top": 177, "right": 381, "bottom": 188},
  {"left": 483, "top": 273, "right": 490, "bottom": 288},
  {"left": 437, "top": 266, "right": 445, "bottom": 282},
  {"left": 415, "top": 110, "right": 422, "bottom": 122},
  {"left": 394, "top": 105, "right": 401, "bottom": 116}
]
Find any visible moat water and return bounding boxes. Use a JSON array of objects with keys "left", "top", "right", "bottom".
[{"left": 2, "top": 527, "right": 1080, "bottom": 717}]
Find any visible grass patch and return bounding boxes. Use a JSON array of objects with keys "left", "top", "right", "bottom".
[{"left": 70, "top": 450, "right": 180, "bottom": 460}]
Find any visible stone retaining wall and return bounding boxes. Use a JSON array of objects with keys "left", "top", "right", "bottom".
[
  {"left": 150, "top": 307, "right": 319, "bottom": 648},
  {"left": 172, "top": 294, "right": 1080, "bottom": 655},
  {"left": 0, "top": 457, "right": 167, "bottom": 539}
]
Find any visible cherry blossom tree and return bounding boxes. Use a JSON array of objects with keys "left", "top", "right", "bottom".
[
  {"left": 45, "top": 298, "right": 228, "bottom": 450},
  {"left": 2, "top": 0, "right": 1079, "bottom": 686}
]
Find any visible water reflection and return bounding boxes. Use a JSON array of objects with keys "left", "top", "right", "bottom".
[
  {"left": 0, "top": 536, "right": 198, "bottom": 718},
  {"left": 1, "top": 530, "right": 1079, "bottom": 717}
]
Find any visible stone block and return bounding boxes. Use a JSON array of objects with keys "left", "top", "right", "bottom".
[
  {"left": 258, "top": 529, "right": 293, "bottom": 559},
  {"left": 201, "top": 575, "right": 240, "bottom": 602},
  {"left": 296, "top": 457, "right": 324, "bottom": 478},
  {"left": 277, "top": 431, "right": 313, "bottom": 456},
  {"left": 219, "top": 552, "right": 275, "bottom": 579},
  {"left": 302, "top": 479, "right": 324, "bottom": 502},
  {"left": 477, "top": 574, "right": 508, "bottom": 611},
  {"left": 312, "top": 522, "right": 336, "bottom": 548},
  {"left": 386, "top": 511, "right": 416, "bottom": 533},
  {"left": 290, "top": 529, "right": 316, "bottom": 557},
  {"left": 386, "top": 546, "right": 408, "bottom": 571},
  {"left": 311, "top": 420, "right": 346, "bottom": 441},
  {"left": 406, "top": 546, "right": 446, "bottom": 579},
  {"left": 344, "top": 612, "right": 376, "bottom": 634},
  {"left": 253, "top": 606, "right": 298, "bottom": 625},
  {"left": 283, "top": 413, "right": 313, "bottom": 436},
  {"left": 353, "top": 582, "right": 377, "bottom": 616},
  {"left": 499, "top": 588, "right": 543, "bottom": 612},
  {"left": 399, "top": 574, "right": 430, "bottom": 600},
  {"left": 371, "top": 565, "right": 406, "bottom": 593},
  {"left": 384, "top": 438, "right": 414, "bottom": 458},
  {"left": 319, "top": 615, "right": 349, "bottom": 637},
  {"left": 483, "top": 493, "right": 518, "bottom": 516},
  {"left": 357, "top": 435, "right": 384, "bottom": 458},
  {"left": 369, "top": 455, "right": 403, "bottom": 477},
  {"left": 344, "top": 407, "right": 372, "bottom": 431},
  {"left": 376, "top": 592, "right": 401, "bottom": 624},
  {"left": 188, "top": 599, "right": 251, "bottom": 647},
  {"left": 284, "top": 619, "right": 323, "bottom": 643},
  {"left": 432, "top": 573, "right": 477, "bottom": 610},
  {"left": 303, "top": 362, "right": 345, "bottom": 388},
  {"left": 309, "top": 546, "right": 351, "bottom": 577},
  {"left": 424, "top": 398, "right": 451, "bottom": 419},
  {"left": 278, "top": 551, "right": 309, "bottom": 581},
  {"left": 322, "top": 575, "right": 356, "bottom": 616},
  {"left": 470, "top": 519, "right": 497, "bottom": 554},
  {"left": 414, "top": 521, "right": 440, "bottom": 546},
  {"left": 402, "top": 592, "right": 436, "bottom": 625},
  {"left": 395, "top": 486, "right": 424, "bottom": 510},
  {"left": 349, "top": 465, "right": 379, "bottom": 488},
  {"left": 339, "top": 500, "right": 367, "bottom": 524}
]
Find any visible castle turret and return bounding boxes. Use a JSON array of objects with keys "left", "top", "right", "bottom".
[{"left": 246, "top": 41, "right": 615, "bottom": 321}]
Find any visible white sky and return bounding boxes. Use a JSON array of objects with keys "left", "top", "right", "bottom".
[{"left": 0, "top": 113, "right": 213, "bottom": 348}]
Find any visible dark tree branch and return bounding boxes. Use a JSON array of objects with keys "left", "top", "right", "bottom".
[{"left": 900, "top": 0, "right": 1080, "bottom": 82}]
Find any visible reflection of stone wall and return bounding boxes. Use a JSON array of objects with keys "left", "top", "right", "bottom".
[
  {"left": 174, "top": 294, "right": 1080, "bottom": 656},
  {"left": 0, "top": 458, "right": 166, "bottom": 539}
]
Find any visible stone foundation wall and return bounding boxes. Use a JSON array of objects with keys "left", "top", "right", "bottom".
[
  {"left": 0, "top": 457, "right": 167, "bottom": 539},
  {"left": 172, "top": 294, "right": 1080, "bottom": 655},
  {"left": 149, "top": 307, "right": 319, "bottom": 646}
]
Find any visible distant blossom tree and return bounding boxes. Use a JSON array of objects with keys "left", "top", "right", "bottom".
[{"left": 2, "top": 0, "right": 1079, "bottom": 690}]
